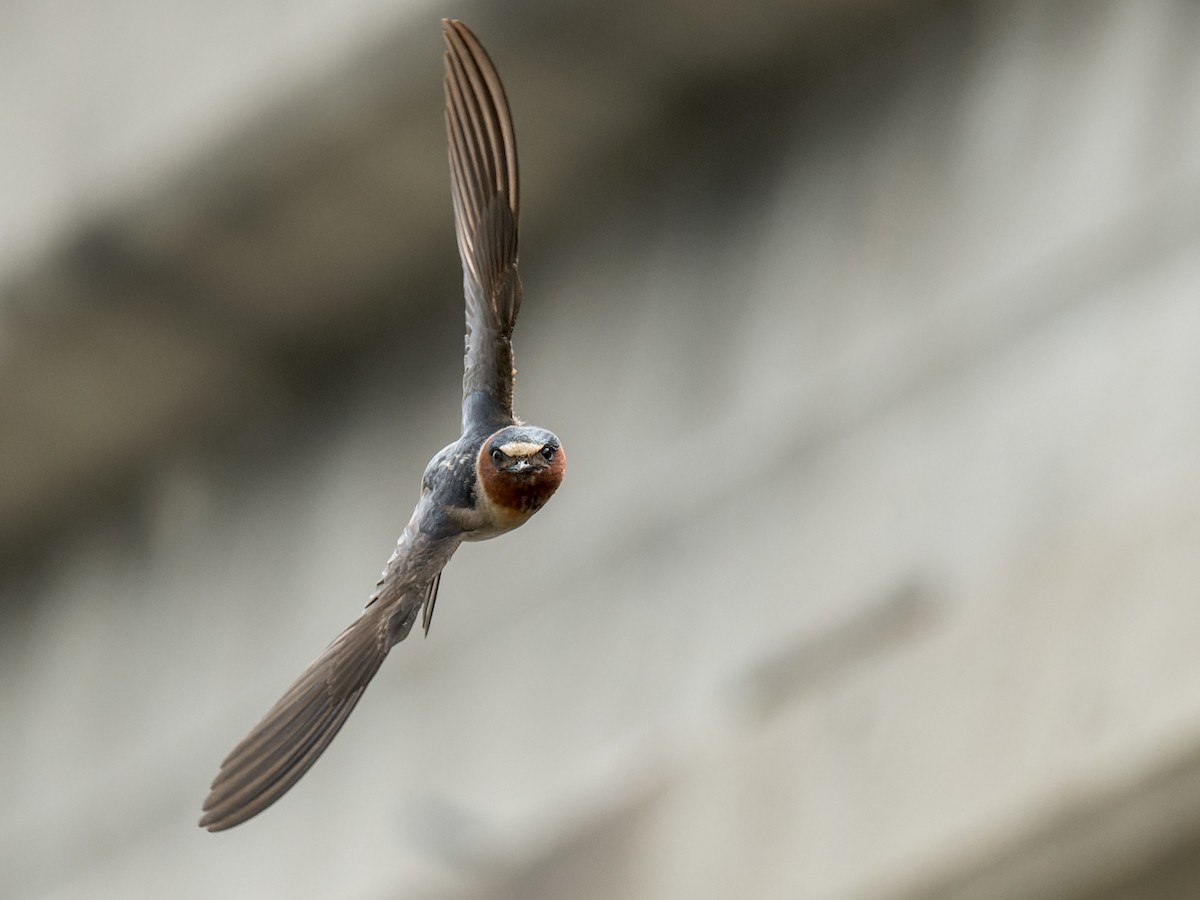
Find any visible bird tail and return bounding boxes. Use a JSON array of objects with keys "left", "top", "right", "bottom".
[{"left": 199, "top": 605, "right": 391, "bottom": 831}]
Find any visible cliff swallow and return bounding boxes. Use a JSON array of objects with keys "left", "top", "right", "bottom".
[{"left": 199, "top": 19, "right": 564, "bottom": 831}]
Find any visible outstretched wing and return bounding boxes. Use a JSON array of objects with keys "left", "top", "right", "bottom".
[
  {"left": 444, "top": 18, "right": 522, "bottom": 434},
  {"left": 199, "top": 567, "right": 440, "bottom": 832},
  {"left": 201, "top": 490, "right": 464, "bottom": 830},
  {"left": 199, "top": 604, "right": 395, "bottom": 831}
]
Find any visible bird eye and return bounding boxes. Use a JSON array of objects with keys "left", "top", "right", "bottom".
[
  {"left": 540, "top": 445, "right": 555, "bottom": 461},
  {"left": 490, "top": 448, "right": 504, "bottom": 464}
]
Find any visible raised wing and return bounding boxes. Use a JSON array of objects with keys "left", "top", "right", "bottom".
[{"left": 444, "top": 18, "right": 522, "bottom": 434}]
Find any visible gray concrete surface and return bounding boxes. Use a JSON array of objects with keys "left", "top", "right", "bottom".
[{"left": 3, "top": 1, "right": 1200, "bottom": 899}]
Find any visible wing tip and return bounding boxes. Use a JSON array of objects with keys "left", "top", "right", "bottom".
[
  {"left": 442, "top": 19, "right": 476, "bottom": 55},
  {"left": 198, "top": 811, "right": 233, "bottom": 832}
]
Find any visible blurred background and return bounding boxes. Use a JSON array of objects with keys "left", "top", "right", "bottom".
[{"left": 4, "top": 0, "right": 1200, "bottom": 897}]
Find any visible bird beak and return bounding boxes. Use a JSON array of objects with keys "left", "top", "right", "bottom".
[{"left": 512, "top": 459, "right": 532, "bottom": 473}]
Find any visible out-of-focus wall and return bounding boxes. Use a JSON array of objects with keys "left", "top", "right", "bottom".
[{"left": 4, "top": 2, "right": 1200, "bottom": 899}]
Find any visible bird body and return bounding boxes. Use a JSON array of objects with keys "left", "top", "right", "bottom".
[{"left": 200, "top": 19, "right": 563, "bottom": 832}]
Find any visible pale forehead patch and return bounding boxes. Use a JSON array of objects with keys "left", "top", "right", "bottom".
[{"left": 498, "top": 440, "right": 544, "bottom": 457}]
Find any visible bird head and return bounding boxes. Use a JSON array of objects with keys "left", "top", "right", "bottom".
[{"left": 477, "top": 425, "right": 565, "bottom": 518}]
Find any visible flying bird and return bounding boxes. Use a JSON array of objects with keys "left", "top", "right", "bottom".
[{"left": 200, "top": 19, "right": 565, "bottom": 832}]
